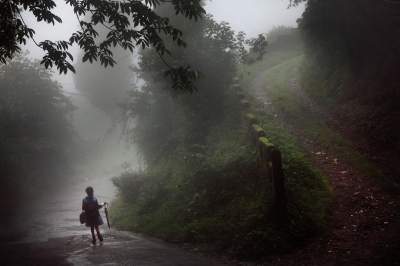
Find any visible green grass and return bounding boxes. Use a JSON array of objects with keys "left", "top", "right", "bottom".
[
  {"left": 241, "top": 51, "right": 383, "bottom": 187},
  {"left": 247, "top": 98, "right": 332, "bottom": 237},
  {"left": 238, "top": 49, "right": 303, "bottom": 87},
  {"left": 110, "top": 87, "right": 332, "bottom": 258},
  {"left": 110, "top": 46, "right": 339, "bottom": 259}
]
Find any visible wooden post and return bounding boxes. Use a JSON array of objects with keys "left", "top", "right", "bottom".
[
  {"left": 257, "top": 137, "right": 288, "bottom": 224},
  {"left": 258, "top": 137, "right": 274, "bottom": 178},
  {"left": 270, "top": 148, "right": 288, "bottom": 224}
]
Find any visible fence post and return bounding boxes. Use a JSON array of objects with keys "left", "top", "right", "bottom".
[
  {"left": 245, "top": 101, "right": 287, "bottom": 224},
  {"left": 257, "top": 137, "right": 273, "bottom": 181},
  {"left": 270, "top": 148, "right": 288, "bottom": 224}
]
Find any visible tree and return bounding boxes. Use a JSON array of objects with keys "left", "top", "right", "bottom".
[
  {"left": 123, "top": 6, "right": 239, "bottom": 160},
  {"left": 299, "top": 0, "right": 400, "bottom": 150},
  {"left": 236, "top": 31, "right": 249, "bottom": 63},
  {"left": 73, "top": 15, "right": 134, "bottom": 116},
  {"left": 0, "top": 0, "right": 204, "bottom": 90},
  {"left": 0, "top": 55, "right": 77, "bottom": 217},
  {"left": 290, "top": 0, "right": 306, "bottom": 6},
  {"left": 247, "top": 34, "right": 268, "bottom": 61}
]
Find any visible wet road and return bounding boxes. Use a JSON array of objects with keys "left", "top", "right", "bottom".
[
  {"left": 0, "top": 174, "right": 228, "bottom": 265},
  {"left": 66, "top": 231, "right": 227, "bottom": 266},
  {"left": 23, "top": 174, "right": 116, "bottom": 243}
]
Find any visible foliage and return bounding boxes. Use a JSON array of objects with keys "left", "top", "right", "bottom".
[
  {"left": 243, "top": 26, "right": 301, "bottom": 65},
  {"left": 0, "top": 55, "right": 77, "bottom": 216},
  {"left": 246, "top": 34, "right": 268, "bottom": 62},
  {"left": 73, "top": 17, "right": 133, "bottom": 115},
  {"left": 123, "top": 9, "right": 240, "bottom": 161},
  {"left": 236, "top": 31, "right": 248, "bottom": 63},
  {"left": 0, "top": 0, "right": 205, "bottom": 90},
  {"left": 111, "top": 9, "right": 292, "bottom": 257},
  {"left": 242, "top": 43, "right": 381, "bottom": 183},
  {"left": 112, "top": 109, "right": 273, "bottom": 255},
  {"left": 111, "top": 22, "right": 332, "bottom": 258},
  {"left": 267, "top": 26, "right": 301, "bottom": 50},
  {"left": 298, "top": 0, "right": 400, "bottom": 166},
  {"left": 289, "top": 0, "right": 306, "bottom": 6},
  {"left": 237, "top": 33, "right": 269, "bottom": 65},
  {"left": 238, "top": 29, "right": 303, "bottom": 85},
  {"left": 239, "top": 44, "right": 332, "bottom": 255}
]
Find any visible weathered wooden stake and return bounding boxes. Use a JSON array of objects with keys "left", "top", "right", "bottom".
[{"left": 270, "top": 148, "right": 288, "bottom": 224}]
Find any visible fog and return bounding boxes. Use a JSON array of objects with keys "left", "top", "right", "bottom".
[
  {"left": 3, "top": 1, "right": 400, "bottom": 265},
  {"left": 1, "top": 0, "right": 305, "bottom": 256},
  {"left": 23, "top": 0, "right": 305, "bottom": 60},
  {"left": 18, "top": 0, "right": 305, "bottom": 184},
  {"left": 207, "top": 0, "right": 305, "bottom": 37}
]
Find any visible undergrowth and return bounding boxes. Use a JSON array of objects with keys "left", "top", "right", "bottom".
[
  {"left": 111, "top": 89, "right": 331, "bottom": 259},
  {"left": 248, "top": 54, "right": 384, "bottom": 181},
  {"left": 111, "top": 35, "right": 334, "bottom": 259}
]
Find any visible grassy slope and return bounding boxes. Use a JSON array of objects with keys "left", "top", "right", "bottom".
[
  {"left": 240, "top": 53, "right": 332, "bottom": 237},
  {"left": 245, "top": 54, "right": 383, "bottom": 180},
  {"left": 238, "top": 47, "right": 389, "bottom": 246},
  {"left": 111, "top": 49, "right": 335, "bottom": 259}
]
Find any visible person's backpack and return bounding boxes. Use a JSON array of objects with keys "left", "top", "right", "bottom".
[{"left": 79, "top": 211, "right": 87, "bottom": 224}]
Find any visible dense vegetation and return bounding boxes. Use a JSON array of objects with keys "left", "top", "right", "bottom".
[
  {"left": 0, "top": 0, "right": 204, "bottom": 89},
  {"left": 111, "top": 7, "right": 330, "bottom": 257},
  {"left": 298, "top": 0, "right": 400, "bottom": 181},
  {"left": 0, "top": 55, "right": 78, "bottom": 225},
  {"left": 1, "top": 1, "right": 399, "bottom": 263}
]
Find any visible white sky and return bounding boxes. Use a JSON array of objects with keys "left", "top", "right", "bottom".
[
  {"left": 23, "top": 0, "right": 305, "bottom": 56},
  {"left": 206, "top": 0, "right": 305, "bottom": 38}
]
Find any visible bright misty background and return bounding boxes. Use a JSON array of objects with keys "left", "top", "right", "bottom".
[
  {"left": 207, "top": 0, "right": 304, "bottom": 37},
  {"left": 8, "top": 0, "right": 305, "bottom": 242},
  {"left": 4, "top": 1, "right": 400, "bottom": 265},
  {"left": 20, "top": 0, "right": 305, "bottom": 175},
  {"left": 23, "top": 0, "right": 305, "bottom": 78}
]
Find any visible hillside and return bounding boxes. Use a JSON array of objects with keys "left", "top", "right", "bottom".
[{"left": 238, "top": 28, "right": 400, "bottom": 265}]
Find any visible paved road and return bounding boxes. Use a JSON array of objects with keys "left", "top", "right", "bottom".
[{"left": 0, "top": 175, "right": 228, "bottom": 265}]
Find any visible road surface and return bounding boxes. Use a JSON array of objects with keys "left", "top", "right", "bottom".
[{"left": 0, "top": 174, "right": 229, "bottom": 266}]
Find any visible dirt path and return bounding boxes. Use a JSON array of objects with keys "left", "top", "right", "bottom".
[{"left": 250, "top": 70, "right": 400, "bottom": 266}]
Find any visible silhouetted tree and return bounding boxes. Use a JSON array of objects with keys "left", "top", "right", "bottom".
[
  {"left": 247, "top": 34, "right": 268, "bottom": 61},
  {"left": 0, "top": 0, "right": 204, "bottom": 90},
  {"left": 123, "top": 6, "right": 239, "bottom": 161}
]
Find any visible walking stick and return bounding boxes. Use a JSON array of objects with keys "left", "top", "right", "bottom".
[{"left": 104, "top": 202, "right": 111, "bottom": 230}]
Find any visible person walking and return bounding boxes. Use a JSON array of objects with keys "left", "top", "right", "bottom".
[{"left": 82, "top": 186, "right": 105, "bottom": 245}]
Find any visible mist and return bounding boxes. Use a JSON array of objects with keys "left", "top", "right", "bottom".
[
  {"left": 2, "top": 0, "right": 400, "bottom": 265},
  {"left": 17, "top": 0, "right": 306, "bottom": 190},
  {"left": 207, "top": 0, "right": 305, "bottom": 37}
]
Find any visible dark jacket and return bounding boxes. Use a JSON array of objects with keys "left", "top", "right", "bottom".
[{"left": 82, "top": 196, "right": 103, "bottom": 227}]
